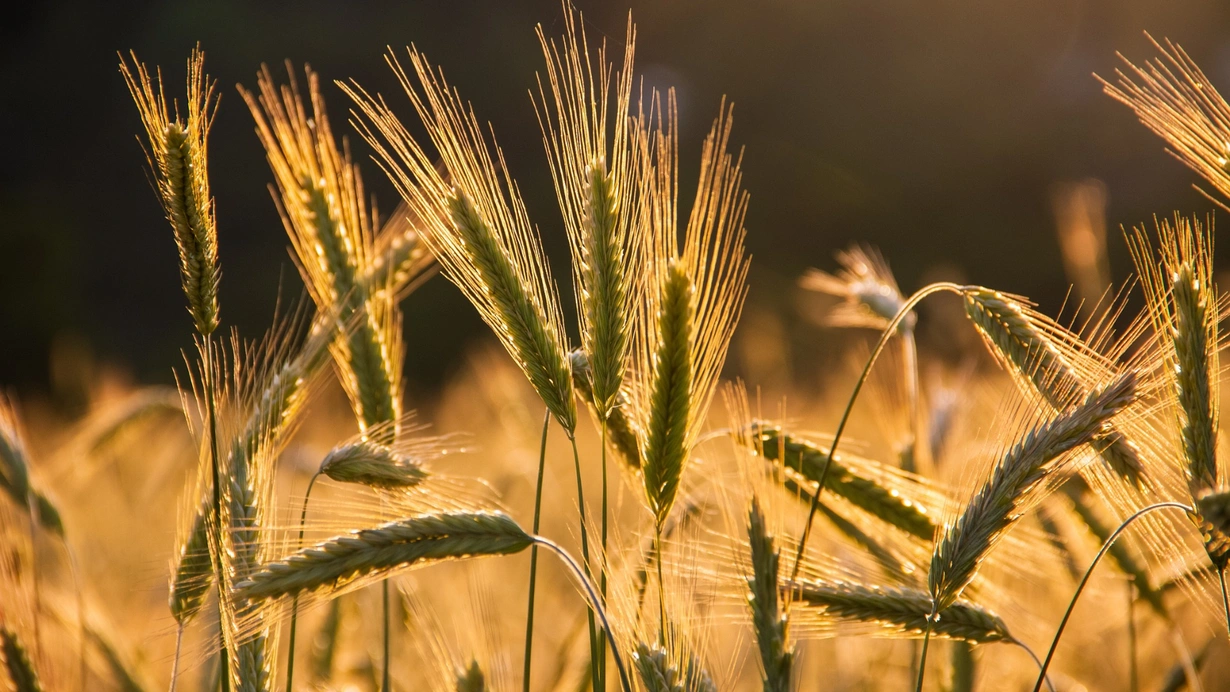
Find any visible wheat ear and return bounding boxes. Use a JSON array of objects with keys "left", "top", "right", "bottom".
[
  {"left": 1102, "top": 35, "right": 1230, "bottom": 207},
  {"left": 119, "top": 48, "right": 220, "bottom": 335},
  {"left": 748, "top": 425, "right": 935, "bottom": 540},
  {"left": 456, "top": 660, "right": 485, "bottom": 692},
  {"left": 237, "top": 511, "right": 532, "bottom": 601},
  {"left": 0, "top": 399, "right": 64, "bottom": 536},
  {"left": 0, "top": 627, "right": 42, "bottom": 692},
  {"left": 319, "top": 439, "right": 429, "bottom": 489},
  {"left": 930, "top": 371, "right": 1137, "bottom": 611},
  {"left": 792, "top": 580, "right": 1010, "bottom": 644},
  {"left": 963, "top": 287, "right": 1144, "bottom": 486},
  {"left": 631, "top": 644, "right": 717, "bottom": 692},
  {"left": 747, "top": 497, "right": 793, "bottom": 692}
]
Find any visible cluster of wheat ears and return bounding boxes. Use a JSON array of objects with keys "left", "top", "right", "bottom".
[{"left": 6, "top": 7, "right": 1230, "bottom": 691}]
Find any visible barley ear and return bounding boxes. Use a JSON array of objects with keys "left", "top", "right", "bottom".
[
  {"left": 170, "top": 494, "right": 213, "bottom": 624},
  {"left": 929, "top": 371, "right": 1137, "bottom": 610},
  {"left": 319, "top": 440, "right": 429, "bottom": 490},
  {"left": 456, "top": 660, "right": 485, "bottom": 692},
  {"left": 0, "top": 627, "right": 42, "bottom": 692},
  {"left": 962, "top": 287, "right": 1145, "bottom": 486},
  {"left": 747, "top": 497, "right": 793, "bottom": 692},
  {"left": 642, "top": 261, "right": 694, "bottom": 526},
  {"left": 792, "top": 580, "right": 1011, "bottom": 644},
  {"left": 236, "top": 511, "right": 533, "bottom": 601},
  {"left": 119, "top": 48, "right": 220, "bottom": 336},
  {"left": 0, "top": 399, "right": 65, "bottom": 536}
]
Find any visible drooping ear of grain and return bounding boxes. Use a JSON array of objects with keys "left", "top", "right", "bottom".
[
  {"left": 929, "top": 371, "right": 1137, "bottom": 610},
  {"left": 119, "top": 48, "right": 220, "bottom": 336},
  {"left": 799, "top": 244, "right": 915, "bottom": 332},
  {"left": 236, "top": 511, "right": 533, "bottom": 601},
  {"left": 963, "top": 287, "right": 1144, "bottom": 486},
  {"left": 319, "top": 440, "right": 429, "bottom": 490},
  {"left": 746, "top": 425, "right": 935, "bottom": 540},
  {"left": 792, "top": 580, "right": 1011, "bottom": 644},
  {"left": 747, "top": 497, "right": 793, "bottom": 692}
]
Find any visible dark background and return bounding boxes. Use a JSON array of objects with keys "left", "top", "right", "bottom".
[{"left": 2, "top": 0, "right": 1229, "bottom": 407}]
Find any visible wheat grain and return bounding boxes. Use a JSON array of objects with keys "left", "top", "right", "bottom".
[
  {"left": 929, "top": 371, "right": 1137, "bottom": 610},
  {"left": 236, "top": 511, "right": 532, "bottom": 601}
]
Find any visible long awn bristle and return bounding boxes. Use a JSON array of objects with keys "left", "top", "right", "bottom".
[
  {"left": 235, "top": 511, "right": 533, "bottom": 601},
  {"left": 929, "top": 371, "right": 1138, "bottom": 611}
]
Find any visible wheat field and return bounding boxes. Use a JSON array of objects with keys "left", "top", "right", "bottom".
[{"left": 4, "top": 5, "right": 1230, "bottom": 691}]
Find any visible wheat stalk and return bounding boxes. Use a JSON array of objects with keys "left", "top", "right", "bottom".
[
  {"left": 792, "top": 580, "right": 1010, "bottom": 644},
  {"left": 929, "top": 371, "right": 1137, "bottom": 611},
  {"left": 236, "top": 511, "right": 532, "bottom": 601},
  {"left": 119, "top": 48, "right": 220, "bottom": 336}
]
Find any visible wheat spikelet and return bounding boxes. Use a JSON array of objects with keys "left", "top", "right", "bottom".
[
  {"left": 801, "top": 244, "right": 915, "bottom": 332},
  {"left": 792, "top": 580, "right": 1010, "bottom": 644},
  {"left": 119, "top": 48, "right": 220, "bottom": 336},
  {"left": 1102, "top": 35, "right": 1230, "bottom": 207},
  {"left": 745, "top": 425, "right": 936, "bottom": 539},
  {"left": 236, "top": 511, "right": 532, "bottom": 601},
  {"left": 535, "top": 8, "right": 643, "bottom": 419},
  {"left": 963, "top": 287, "right": 1145, "bottom": 486},
  {"left": 343, "top": 49, "right": 576, "bottom": 434},
  {"left": 241, "top": 64, "right": 403, "bottom": 440},
  {"left": 570, "top": 349, "right": 642, "bottom": 470},
  {"left": 0, "top": 627, "right": 42, "bottom": 692},
  {"left": 630, "top": 94, "right": 750, "bottom": 527},
  {"left": 746, "top": 497, "right": 793, "bottom": 692},
  {"left": 319, "top": 439, "right": 429, "bottom": 490},
  {"left": 0, "top": 397, "right": 64, "bottom": 536},
  {"left": 929, "top": 371, "right": 1137, "bottom": 610},
  {"left": 456, "top": 660, "right": 485, "bottom": 692}
]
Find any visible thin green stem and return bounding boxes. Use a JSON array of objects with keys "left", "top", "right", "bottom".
[
  {"left": 1032, "top": 502, "right": 1193, "bottom": 692},
  {"left": 203, "top": 335, "right": 231, "bottom": 692},
  {"left": 1009, "top": 638, "right": 1055, "bottom": 692},
  {"left": 570, "top": 435, "right": 598, "bottom": 692},
  {"left": 285, "top": 472, "right": 319, "bottom": 692},
  {"left": 1218, "top": 567, "right": 1230, "bottom": 639},
  {"left": 655, "top": 524, "right": 667, "bottom": 647},
  {"left": 169, "top": 623, "right": 184, "bottom": 692},
  {"left": 599, "top": 419, "right": 609, "bottom": 691},
  {"left": 533, "top": 537, "right": 632, "bottom": 692},
  {"left": 523, "top": 409, "right": 550, "bottom": 692},
  {"left": 382, "top": 580, "right": 390, "bottom": 691},
  {"left": 790, "top": 283, "right": 963, "bottom": 584},
  {"left": 914, "top": 605, "right": 936, "bottom": 692},
  {"left": 1128, "top": 579, "right": 1137, "bottom": 692}
]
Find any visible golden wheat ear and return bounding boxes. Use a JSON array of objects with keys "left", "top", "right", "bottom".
[
  {"left": 534, "top": 6, "right": 644, "bottom": 421},
  {"left": 240, "top": 64, "right": 405, "bottom": 442},
  {"left": 120, "top": 47, "right": 220, "bottom": 337},
  {"left": 343, "top": 49, "right": 577, "bottom": 435},
  {"left": 1102, "top": 35, "right": 1230, "bottom": 209}
]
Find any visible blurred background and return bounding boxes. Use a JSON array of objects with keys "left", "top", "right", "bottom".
[{"left": 3, "top": 0, "right": 1230, "bottom": 411}]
